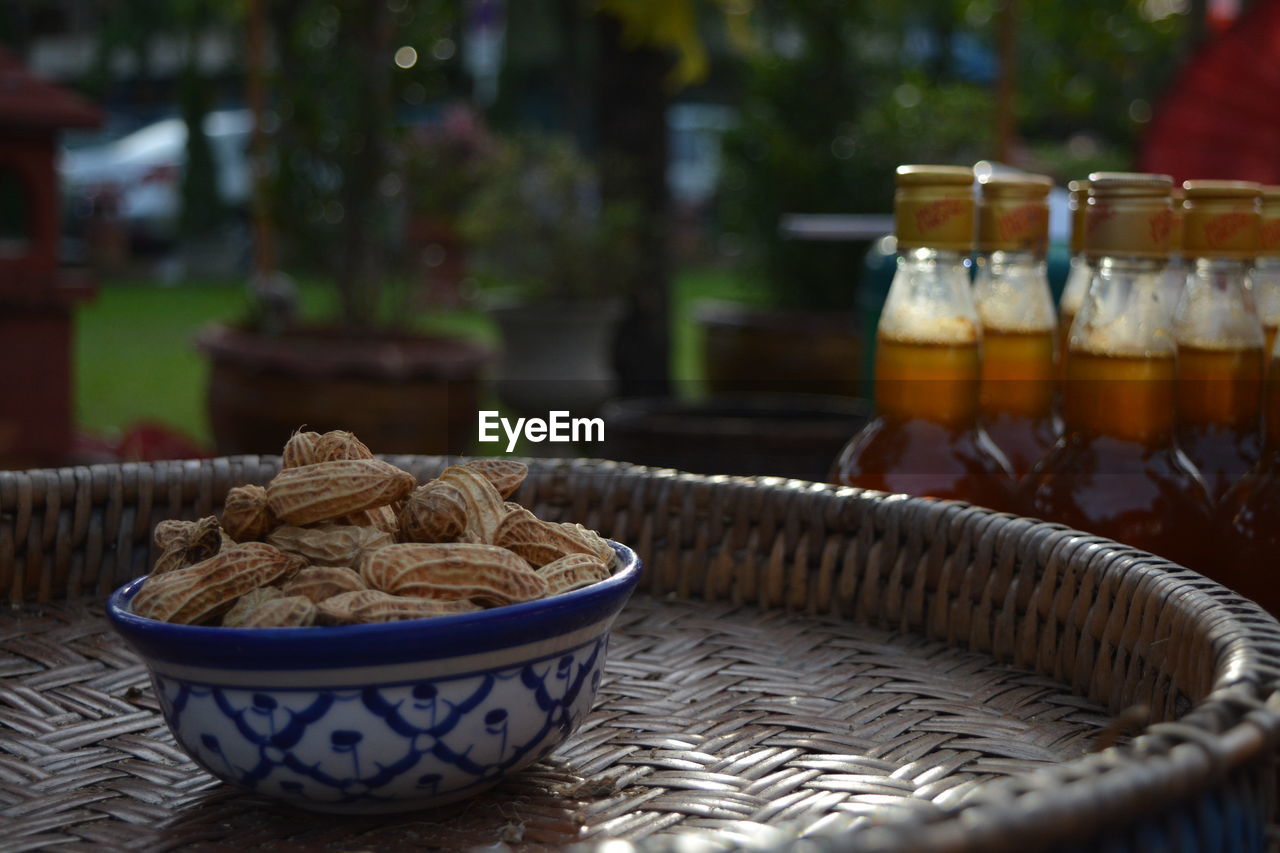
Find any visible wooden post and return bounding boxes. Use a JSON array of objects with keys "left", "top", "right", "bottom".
[
  {"left": 246, "top": 0, "right": 275, "bottom": 279},
  {"left": 996, "top": 0, "right": 1017, "bottom": 163},
  {"left": 595, "top": 13, "right": 672, "bottom": 397}
]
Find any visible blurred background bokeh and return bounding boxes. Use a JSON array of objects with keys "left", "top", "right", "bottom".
[{"left": 0, "top": 0, "right": 1273, "bottom": 477}]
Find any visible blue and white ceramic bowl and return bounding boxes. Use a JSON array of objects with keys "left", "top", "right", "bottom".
[{"left": 107, "top": 541, "right": 641, "bottom": 813}]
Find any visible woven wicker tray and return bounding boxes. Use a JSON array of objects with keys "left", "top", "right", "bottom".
[{"left": 3, "top": 456, "right": 1279, "bottom": 852}]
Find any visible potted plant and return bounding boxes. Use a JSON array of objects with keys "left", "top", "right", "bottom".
[
  {"left": 461, "top": 134, "right": 637, "bottom": 417},
  {"left": 197, "top": 1, "right": 492, "bottom": 457},
  {"left": 401, "top": 104, "right": 502, "bottom": 308}
]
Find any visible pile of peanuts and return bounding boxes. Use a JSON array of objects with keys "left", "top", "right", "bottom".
[{"left": 130, "top": 430, "right": 616, "bottom": 628}]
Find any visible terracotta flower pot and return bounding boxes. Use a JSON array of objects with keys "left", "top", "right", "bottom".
[{"left": 197, "top": 324, "right": 492, "bottom": 456}]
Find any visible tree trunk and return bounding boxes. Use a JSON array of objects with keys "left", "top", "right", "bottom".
[
  {"left": 336, "top": 1, "right": 394, "bottom": 332},
  {"left": 179, "top": 15, "right": 222, "bottom": 240},
  {"left": 595, "top": 13, "right": 672, "bottom": 398}
]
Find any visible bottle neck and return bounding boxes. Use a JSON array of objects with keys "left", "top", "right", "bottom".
[
  {"left": 877, "top": 246, "right": 980, "bottom": 427},
  {"left": 976, "top": 249, "right": 1042, "bottom": 268},
  {"left": 1175, "top": 255, "right": 1264, "bottom": 351},
  {"left": 1063, "top": 254, "right": 1177, "bottom": 444},
  {"left": 1076, "top": 255, "right": 1175, "bottom": 344},
  {"left": 1095, "top": 254, "right": 1168, "bottom": 275},
  {"left": 974, "top": 250, "right": 1056, "bottom": 335},
  {"left": 1190, "top": 256, "right": 1252, "bottom": 276},
  {"left": 897, "top": 247, "right": 969, "bottom": 267}
]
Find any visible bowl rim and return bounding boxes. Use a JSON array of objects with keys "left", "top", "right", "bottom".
[{"left": 107, "top": 540, "right": 641, "bottom": 673}]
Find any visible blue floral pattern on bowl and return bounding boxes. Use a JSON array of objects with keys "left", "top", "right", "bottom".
[
  {"left": 159, "top": 637, "right": 606, "bottom": 810},
  {"left": 109, "top": 541, "right": 639, "bottom": 813}
]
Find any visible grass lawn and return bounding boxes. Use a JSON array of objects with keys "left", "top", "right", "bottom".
[{"left": 74, "top": 267, "right": 756, "bottom": 446}]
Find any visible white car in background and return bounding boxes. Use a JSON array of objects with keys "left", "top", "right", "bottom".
[{"left": 59, "top": 109, "right": 252, "bottom": 248}]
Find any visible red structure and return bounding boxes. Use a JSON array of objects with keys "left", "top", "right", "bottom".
[
  {"left": 1139, "top": 0, "right": 1280, "bottom": 185},
  {"left": 0, "top": 49, "right": 101, "bottom": 468}
]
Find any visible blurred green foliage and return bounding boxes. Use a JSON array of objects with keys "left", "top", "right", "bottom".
[
  {"left": 1016, "top": 1, "right": 1184, "bottom": 155},
  {"left": 718, "top": 0, "right": 1188, "bottom": 311},
  {"left": 461, "top": 133, "right": 640, "bottom": 302},
  {"left": 266, "top": 1, "right": 456, "bottom": 281}
]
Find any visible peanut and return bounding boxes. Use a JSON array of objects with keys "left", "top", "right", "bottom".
[
  {"left": 360, "top": 543, "right": 548, "bottom": 606},
  {"left": 346, "top": 505, "right": 399, "bottom": 534},
  {"left": 281, "top": 565, "right": 368, "bottom": 603},
  {"left": 266, "top": 458, "right": 416, "bottom": 526},
  {"left": 222, "top": 586, "right": 285, "bottom": 627},
  {"left": 152, "top": 516, "right": 223, "bottom": 575},
  {"left": 221, "top": 484, "right": 278, "bottom": 542},
  {"left": 237, "top": 595, "right": 318, "bottom": 628},
  {"left": 493, "top": 507, "right": 605, "bottom": 568},
  {"left": 437, "top": 465, "right": 507, "bottom": 544},
  {"left": 267, "top": 524, "right": 393, "bottom": 566},
  {"left": 317, "top": 589, "right": 480, "bottom": 624},
  {"left": 133, "top": 542, "right": 306, "bottom": 624},
  {"left": 537, "top": 553, "right": 612, "bottom": 595},
  {"left": 398, "top": 481, "right": 467, "bottom": 543},
  {"left": 315, "top": 430, "right": 374, "bottom": 462},
  {"left": 559, "top": 522, "right": 617, "bottom": 568},
  {"left": 282, "top": 429, "right": 322, "bottom": 468},
  {"left": 464, "top": 459, "right": 528, "bottom": 499}
]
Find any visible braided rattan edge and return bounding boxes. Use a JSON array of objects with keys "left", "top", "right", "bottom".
[{"left": 2, "top": 455, "right": 1279, "bottom": 852}]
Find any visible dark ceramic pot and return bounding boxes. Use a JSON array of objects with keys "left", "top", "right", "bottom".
[{"left": 197, "top": 324, "right": 492, "bottom": 456}]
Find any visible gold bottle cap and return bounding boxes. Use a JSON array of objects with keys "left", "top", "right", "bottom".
[
  {"left": 1182, "top": 180, "right": 1261, "bottom": 259},
  {"left": 1260, "top": 185, "right": 1280, "bottom": 257},
  {"left": 1085, "top": 172, "right": 1174, "bottom": 260},
  {"left": 978, "top": 173, "right": 1051, "bottom": 253},
  {"left": 1068, "top": 178, "right": 1090, "bottom": 255},
  {"left": 894, "top": 165, "right": 974, "bottom": 252},
  {"left": 1170, "top": 186, "right": 1185, "bottom": 255}
]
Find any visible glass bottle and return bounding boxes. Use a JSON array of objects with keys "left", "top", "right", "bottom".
[
  {"left": 1057, "top": 178, "right": 1090, "bottom": 382},
  {"left": 1022, "top": 172, "right": 1212, "bottom": 570},
  {"left": 1217, "top": 332, "right": 1280, "bottom": 615},
  {"left": 1173, "top": 180, "right": 1264, "bottom": 502},
  {"left": 1161, "top": 185, "right": 1187, "bottom": 312},
  {"left": 1253, "top": 186, "right": 1280, "bottom": 359},
  {"left": 831, "top": 165, "right": 1014, "bottom": 509},
  {"left": 974, "top": 173, "right": 1060, "bottom": 477}
]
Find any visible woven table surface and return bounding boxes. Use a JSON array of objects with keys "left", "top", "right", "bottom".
[
  {"left": 2, "top": 590, "right": 1118, "bottom": 851},
  {"left": 3, "top": 456, "right": 1280, "bottom": 852}
]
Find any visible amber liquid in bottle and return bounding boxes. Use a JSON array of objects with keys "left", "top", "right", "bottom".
[
  {"left": 1023, "top": 258, "right": 1213, "bottom": 570},
  {"left": 832, "top": 333, "right": 1014, "bottom": 509},
  {"left": 974, "top": 196, "right": 1060, "bottom": 477},
  {"left": 1175, "top": 343, "right": 1263, "bottom": 501},
  {"left": 1256, "top": 256, "right": 1280, "bottom": 365},
  {"left": 832, "top": 248, "right": 1014, "bottom": 510},
  {"left": 1174, "top": 254, "right": 1265, "bottom": 501},
  {"left": 981, "top": 328, "right": 1058, "bottom": 477},
  {"left": 1057, "top": 261, "right": 1087, "bottom": 384},
  {"left": 981, "top": 328, "right": 1058, "bottom": 481},
  {"left": 1217, "top": 347, "right": 1280, "bottom": 615}
]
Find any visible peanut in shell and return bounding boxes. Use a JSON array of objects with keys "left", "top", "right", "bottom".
[
  {"left": 360, "top": 542, "right": 548, "bottom": 606},
  {"left": 317, "top": 589, "right": 481, "bottom": 624},
  {"left": 266, "top": 458, "right": 416, "bottom": 526}
]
